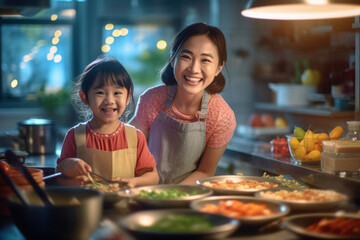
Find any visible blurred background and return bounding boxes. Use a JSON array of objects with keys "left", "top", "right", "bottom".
[{"left": 0, "top": 0, "right": 357, "bottom": 135}]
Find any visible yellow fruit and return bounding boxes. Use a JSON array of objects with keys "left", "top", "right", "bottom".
[
  {"left": 289, "top": 137, "right": 299, "bottom": 150},
  {"left": 294, "top": 145, "right": 306, "bottom": 161},
  {"left": 301, "top": 69, "right": 321, "bottom": 86},
  {"left": 314, "top": 143, "right": 322, "bottom": 152},
  {"left": 307, "top": 150, "right": 321, "bottom": 162},
  {"left": 275, "top": 117, "right": 288, "bottom": 128},
  {"left": 317, "top": 132, "right": 329, "bottom": 142},
  {"left": 303, "top": 130, "right": 315, "bottom": 152},
  {"left": 329, "top": 126, "right": 344, "bottom": 140}
]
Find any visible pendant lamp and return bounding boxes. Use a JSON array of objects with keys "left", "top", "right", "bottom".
[{"left": 241, "top": 0, "right": 360, "bottom": 20}]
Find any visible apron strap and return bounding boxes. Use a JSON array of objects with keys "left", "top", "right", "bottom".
[
  {"left": 124, "top": 124, "right": 137, "bottom": 149},
  {"left": 74, "top": 122, "right": 87, "bottom": 154},
  {"left": 197, "top": 91, "right": 208, "bottom": 121},
  {"left": 164, "top": 84, "right": 177, "bottom": 108}
]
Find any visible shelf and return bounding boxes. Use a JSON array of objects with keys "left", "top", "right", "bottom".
[{"left": 254, "top": 102, "right": 354, "bottom": 118}]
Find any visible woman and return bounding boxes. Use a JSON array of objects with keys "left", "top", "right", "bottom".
[{"left": 131, "top": 22, "right": 236, "bottom": 184}]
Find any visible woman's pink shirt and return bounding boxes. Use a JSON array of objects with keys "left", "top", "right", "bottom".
[{"left": 135, "top": 85, "right": 236, "bottom": 148}]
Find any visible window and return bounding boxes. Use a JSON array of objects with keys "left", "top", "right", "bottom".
[
  {"left": 0, "top": 0, "right": 76, "bottom": 107},
  {"left": 2, "top": 24, "right": 73, "bottom": 99},
  {"left": 101, "top": 23, "right": 175, "bottom": 98}
]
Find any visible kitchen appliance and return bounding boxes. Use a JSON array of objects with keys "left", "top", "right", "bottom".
[
  {"left": 18, "top": 118, "right": 56, "bottom": 155},
  {"left": 268, "top": 83, "right": 316, "bottom": 107}
]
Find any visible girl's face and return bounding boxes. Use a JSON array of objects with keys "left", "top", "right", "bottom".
[
  {"left": 79, "top": 80, "right": 130, "bottom": 128},
  {"left": 171, "top": 34, "right": 223, "bottom": 95}
]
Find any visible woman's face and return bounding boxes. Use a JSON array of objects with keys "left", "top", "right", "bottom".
[
  {"left": 172, "top": 34, "right": 223, "bottom": 95},
  {"left": 79, "top": 79, "right": 130, "bottom": 127}
]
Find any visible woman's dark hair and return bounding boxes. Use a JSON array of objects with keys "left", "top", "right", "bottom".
[
  {"left": 160, "top": 22, "right": 227, "bottom": 94},
  {"left": 72, "top": 55, "right": 135, "bottom": 122}
]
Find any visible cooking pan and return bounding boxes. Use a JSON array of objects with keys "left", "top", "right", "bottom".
[{"left": 7, "top": 187, "right": 103, "bottom": 240}]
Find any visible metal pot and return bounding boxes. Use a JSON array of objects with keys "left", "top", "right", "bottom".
[{"left": 18, "top": 118, "right": 56, "bottom": 155}]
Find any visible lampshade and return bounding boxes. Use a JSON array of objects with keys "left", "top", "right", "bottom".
[{"left": 241, "top": 0, "right": 360, "bottom": 20}]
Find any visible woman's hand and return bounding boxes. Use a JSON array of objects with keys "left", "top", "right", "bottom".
[{"left": 56, "top": 158, "right": 92, "bottom": 178}]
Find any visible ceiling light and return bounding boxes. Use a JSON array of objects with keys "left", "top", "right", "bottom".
[{"left": 241, "top": 0, "right": 360, "bottom": 20}]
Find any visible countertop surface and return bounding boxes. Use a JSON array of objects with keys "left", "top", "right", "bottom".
[{"left": 1, "top": 136, "right": 360, "bottom": 239}]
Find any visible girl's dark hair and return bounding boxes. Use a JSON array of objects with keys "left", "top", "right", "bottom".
[
  {"left": 160, "top": 22, "right": 227, "bottom": 94},
  {"left": 72, "top": 55, "right": 135, "bottom": 122}
]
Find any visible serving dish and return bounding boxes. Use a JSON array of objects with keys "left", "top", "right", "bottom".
[
  {"left": 283, "top": 213, "right": 360, "bottom": 239},
  {"left": 197, "top": 175, "right": 280, "bottom": 195},
  {"left": 255, "top": 188, "right": 348, "bottom": 212},
  {"left": 119, "top": 209, "right": 240, "bottom": 240},
  {"left": 119, "top": 184, "right": 213, "bottom": 208},
  {"left": 83, "top": 180, "right": 128, "bottom": 206},
  {"left": 190, "top": 195, "right": 290, "bottom": 227}
]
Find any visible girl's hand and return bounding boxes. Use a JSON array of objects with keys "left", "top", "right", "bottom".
[
  {"left": 57, "top": 158, "right": 92, "bottom": 178},
  {"left": 119, "top": 177, "right": 137, "bottom": 188}
]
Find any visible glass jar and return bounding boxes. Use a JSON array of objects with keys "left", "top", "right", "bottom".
[{"left": 342, "top": 121, "right": 360, "bottom": 141}]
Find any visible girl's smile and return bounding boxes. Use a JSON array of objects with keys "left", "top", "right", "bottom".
[{"left": 79, "top": 82, "right": 130, "bottom": 132}]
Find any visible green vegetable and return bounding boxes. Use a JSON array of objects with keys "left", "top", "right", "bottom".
[
  {"left": 294, "top": 126, "right": 306, "bottom": 141},
  {"left": 136, "top": 188, "right": 199, "bottom": 199},
  {"left": 262, "top": 172, "right": 307, "bottom": 188},
  {"left": 139, "top": 214, "right": 214, "bottom": 232}
]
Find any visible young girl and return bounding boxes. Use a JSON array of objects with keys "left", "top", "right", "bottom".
[
  {"left": 57, "top": 55, "right": 159, "bottom": 188},
  {"left": 131, "top": 22, "right": 236, "bottom": 184}
]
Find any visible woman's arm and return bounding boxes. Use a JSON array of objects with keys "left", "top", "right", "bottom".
[{"left": 178, "top": 144, "right": 228, "bottom": 185}]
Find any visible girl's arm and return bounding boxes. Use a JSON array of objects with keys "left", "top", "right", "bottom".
[
  {"left": 56, "top": 157, "right": 92, "bottom": 178},
  {"left": 120, "top": 166, "right": 159, "bottom": 188},
  {"left": 178, "top": 144, "right": 228, "bottom": 185}
]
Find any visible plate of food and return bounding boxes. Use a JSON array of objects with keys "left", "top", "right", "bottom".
[
  {"left": 83, "top": 173, "right": 129, "bottom": 206},
  {"left": 190, "top": 195, "right": 290, "bottom": 227},
  {"left": 197, "top": 175, "right": 280, "bottom": 195},
  {"left": 255, "top": 188, "right": 348, "bottom": 212},
  {"left": 118, "top": 209, "right": 240, "bottom": 240},
  {"left": 119, "top": 184, "right": 213, "bottom": 208},
  {"left": 283, "top": 213, "right": 360, "bottom": 239}
]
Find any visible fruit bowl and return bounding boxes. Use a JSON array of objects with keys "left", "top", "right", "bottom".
[{"left": 287, "top": 134, "right": 323, "bottom": 165}]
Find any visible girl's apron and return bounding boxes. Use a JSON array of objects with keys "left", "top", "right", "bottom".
[
  {"left": 74, "top": 123, "right": 137, "bottom": 181},
  {"left": 148, "top": 85, "right": 208, "bottom": 184}
]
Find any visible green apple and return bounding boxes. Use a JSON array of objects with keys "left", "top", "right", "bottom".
[{"left": 301, "top": 69, "right": 321, "bottom": 86}]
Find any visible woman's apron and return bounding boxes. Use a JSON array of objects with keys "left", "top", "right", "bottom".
[
  {"left": 74, "top": 123, "right": 137, "bottom": 181},
  {"left": 148, "top": 85, "right": 208, "bottom": 184}
]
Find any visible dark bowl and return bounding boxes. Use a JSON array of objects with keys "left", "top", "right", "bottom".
[
  {"left": 7, "top": 186, "right": 103, "bottom": 240},
  {"left": 119, "top": 209, "right": 240, "bottom": 240}
]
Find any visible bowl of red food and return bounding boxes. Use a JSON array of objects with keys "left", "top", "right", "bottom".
[{"left": 270, "top": 137, "right": 290, "bottom": 157}]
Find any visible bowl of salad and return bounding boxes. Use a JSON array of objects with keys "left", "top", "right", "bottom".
[{"left": 119, "top": 184, "right": 213, "bottom": 208}]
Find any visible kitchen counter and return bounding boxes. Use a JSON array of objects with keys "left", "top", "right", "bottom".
[
  {"left": 1, "top": 137, "right": 360, "bottom": 239},
  {"left": 1, "top": 175, "right": 358, "bottom": 240}
]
